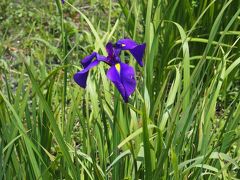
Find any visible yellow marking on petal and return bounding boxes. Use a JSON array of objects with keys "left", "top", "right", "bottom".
[
  {"left": 121, "top": 44, "right": 126, "bottom": 47},
  {"left": 115, "top": 63, "right": 121, "bottom": 73}
]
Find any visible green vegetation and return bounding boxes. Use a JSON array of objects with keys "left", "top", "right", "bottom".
[{"left": 0, "top": 0, "right": 240, "bottom": 179}]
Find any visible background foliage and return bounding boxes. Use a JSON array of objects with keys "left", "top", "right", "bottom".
[{"left": 0, "top": 0, "right": 240, "bottom": 179}]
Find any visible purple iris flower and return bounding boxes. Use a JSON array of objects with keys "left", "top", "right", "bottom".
[
  {"left": 74, "top": 39, "right": 146, "bottom": 102},
  {"left": 61, "top": 0, "right": 65, "bottom": 3}
]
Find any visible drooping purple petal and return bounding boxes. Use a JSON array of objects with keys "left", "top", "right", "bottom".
[
  {"left": 81, "top": 52, "right": 97, "bottom": 68},
  {"left": 107, "top": 63, "right": 136, "bottom": 102},
  {"left": 116, "top": 39, "right": 138, "bottom": 50},
  {"left": 129, "top": 43, "right": 146, "bottom": 67},
  {"left": 61, "top": 0, "right": 65, "bottom": 4},
  {"left": 116, "top": 38, "right": 146, "bottom": 67},
  {"left": 107, "top": 66, "right": 126, "bottom": 101},
  {"left": 74, "top": 52, "right": 109, "bottom": 88},
  {"left": 120, "top": 63, "right": 136, "bottom": 98},
  {"left": 96, "top": 53, "right": 108, "bottom": 63},
  {"left": 74, "top": 60, "right": 100, "bottom": 88}
]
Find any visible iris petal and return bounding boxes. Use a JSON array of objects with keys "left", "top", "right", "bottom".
[
  {"left": 74, "top": 60, "right": 100, "bottom": 88},
  {"left": 81, "top": 52, "right": 97, "bottom": 68},
  {"left": 116, "top": 39, "right": 146, "bottom": 67},
  {"left": 129, "top": 43, "right": 146, "bottom": 67},
  {"left": 120, "top": 63, "right": 136, "bottom": 98},
  {"left": 96, "top": 54, "right": 108, "bottom": 63},
  {"left": 107, "top": 63, "right": 136, "bottom": 102},
  {"left": 106, "top": 43, "right": 114, "bottom": 57},
  {"left": 105, "top": 42, "right": 122, "bottom": 65},
  {"left": 116, "top": 39, "right": 137, "bottom": 50},
  {"left": 74, "top": 52, "right": 108, "bottom": 89}
]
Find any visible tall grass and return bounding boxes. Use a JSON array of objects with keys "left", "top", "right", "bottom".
[{"left": 0, "top": 0, "right": 240, "bottom": 179}]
